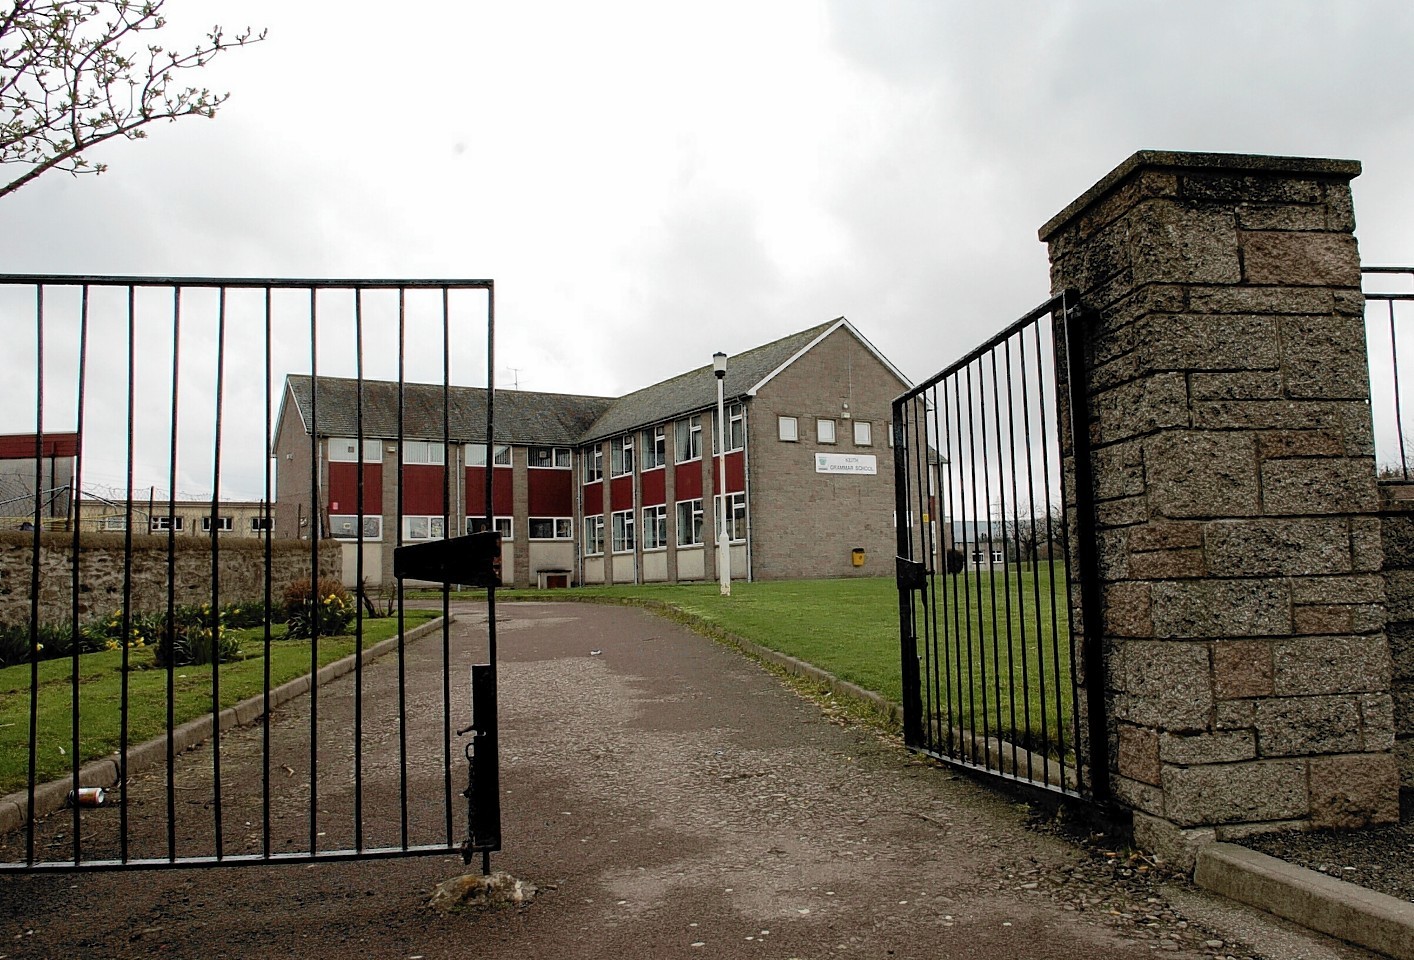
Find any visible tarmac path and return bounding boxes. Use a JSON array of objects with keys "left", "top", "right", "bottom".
[{"left": 0, "top": 602, "right": 1382, "bottom": 959}]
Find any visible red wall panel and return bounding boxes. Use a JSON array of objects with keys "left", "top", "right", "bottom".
[
  {"left": 327, "top": 463, "right": 383, "bottom": 514},
  {"left": 528, "top": 470, "right": 573, "bottom": 515},
  {"left": 708, "top": 453, "right": 745, "bottom": 494},
  {"left": 640, "top": 468, "right": 665, "bottom": 506},
  {"left": 675, "top": 461, "right": 702, "bottom": 500},
  {"left": 583, "top": 482, "right": 602, "bottom": 516},
  {"left": 402, "top": 465, "right": 447, "bottom": 515},
  {"left": 466, "top": 467, "right": 513, "bottom": 515},
  {"left": 610, "top": 475, "right": 633, "bottom": 508}
]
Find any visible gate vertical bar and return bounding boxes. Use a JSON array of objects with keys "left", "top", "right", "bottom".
[
  {"left": 69, "top": 285, "right": 90, "bottom": 863},
  {"left": 25, "top": 284, "right": 43, "bottom": 866},
  {"left": 353, "top": 289, "right": 366, "bottom": 851},
  {"left": 262, "top": 287, "right": 274, "bottom": 861},
  {"left": 307, "top": 286, "right": 321, "bottom": 855},
  {"left": 893, "top": 400, "right": 923, "bottom": 748},
  {"left": 1059, "top": 294, "right": 1109, "bottom": 800},
  {"left": 164, "top": 287, "right": 181, "bottom": 860},
  {"left": 210, "top": 287, "right": 227, "bottom": 859}
]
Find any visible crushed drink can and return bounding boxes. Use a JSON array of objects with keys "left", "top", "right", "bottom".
[{"left": 67, "top": 787, "right": 106, "bottom": 807}]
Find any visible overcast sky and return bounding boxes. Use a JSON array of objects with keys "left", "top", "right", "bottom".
[{"left": 3, "top": 1, "right": 1414, "bottom": 501}]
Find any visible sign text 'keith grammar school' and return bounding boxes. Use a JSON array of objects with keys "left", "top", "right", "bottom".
[{"left": 815, "top": 453, "right": 877, "bottom": 475}]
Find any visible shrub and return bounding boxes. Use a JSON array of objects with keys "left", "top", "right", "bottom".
[
  {"left": 221, "top": 598, "right": 282, "bottom": 629},
  {"left": 153, "top": 604, "right": 240, "bottom": 667},
  {"left": 283, "top": 578, "right": 355, "bottom": 639}
]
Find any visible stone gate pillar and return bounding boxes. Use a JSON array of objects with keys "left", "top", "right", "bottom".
[{"left": 1039, "top": 151, "right": 1398, "bottom": 866}]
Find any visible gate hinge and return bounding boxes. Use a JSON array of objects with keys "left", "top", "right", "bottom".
[{"left": 895, "top": 556, "right": 927, "bottom": 591}]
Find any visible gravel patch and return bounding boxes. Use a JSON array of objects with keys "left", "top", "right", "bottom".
[{"left": 1237, "top": 796, "right": 1414, "bottom": 905}]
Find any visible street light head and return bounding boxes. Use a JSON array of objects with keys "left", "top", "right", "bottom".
[{"left": 712, "top": 351, "right": 727, "bottom": 379}]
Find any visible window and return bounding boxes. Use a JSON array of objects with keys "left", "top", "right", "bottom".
[
  {"left": 853, "top": 421, "right": 872, "bottom": 446},
  {"left": 201, "top": 516, "right": 234, "bottom": 533},
  {"left": 583, "top": 445, "right": 603, "bottom": 482},
  {"left": 778, "top": 416, "right": 798, "bottom": 442},
  {"left": 817, "top": 418, "right": 836, "bottom": 443},
  {"left": 250, "top": 516, "right": 273, "bottom": 532},
  {"left": 328, "top": 437, "right": 382, "bottom": 463},
  {"left": 715, "top": 492, "right": 747, "bottom": 542},
  {"left": 992, "top": 549, "right": 1004, "bottom": 564},
  {"left": 528, "top": 446, "right": 571, "bottom": 469},
  {"left": 402, "top": 440, "right": 445, "bottom": 465},
  {"left": 466, "top": 443, "right": 511, "bottom": 467},
  {"left": 675, "top": 415, "right": 703, "bottom": 462},
  {"left": 102, "top": 516, "right": 127, "bottom": 531},
  {"left": 676, "top": 498, "right": 704, "bottom": 546},
  {"left": 611, "top": 509, "right": 634, "bottom": 552},
  {"left": 150, "top": 516, "right": 183, "bottom": 532},
  {"left": 712, "top": 402, "right": 745, "bottom": 454},
  {"left": 611, "top": 434, "right": 635, "bottom": 476},
  {"left": 642, "top": 504, "right": 667, "bottom": 549},
  {"left": 529, "top": 517, "right": 573, "bottom": 540},
  {"left": 584, "top": 515, "right": 605, "bottom": 555},
  {"left": 329, "top": 515, "right": 381, "bottom": 541},
  {"left": 641, "top": 426, "right": 666, "bottom": 470},
  {"left": 403, "top": 516, "right": 445, "bottom": 541},
  {"left": 467, "top": 516, "right": 513, "bottom": 539}
]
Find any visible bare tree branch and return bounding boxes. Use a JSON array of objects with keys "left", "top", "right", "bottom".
[{"left": 0, "top": 0, "right": 265, "bottom": 199}]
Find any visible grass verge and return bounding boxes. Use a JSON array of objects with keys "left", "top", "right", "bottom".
[{"left": 0, "top": 611, "right": 437, "bottom": 796}]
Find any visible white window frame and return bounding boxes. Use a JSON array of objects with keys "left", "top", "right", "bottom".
[
  {"left": 328, "top": 437, "right": 383, "bottom": 463},
  {"left": 611, "top": 508, "right": 635, "bottom": 553},
  {"left": 249, "top": 516, "right": 273, "bottom": 532},
  {"left": 727, "top": 402, "right": 744, "bottom": 452},
  {"left": 611, "top": 434, "right": 635, "bottom": 477},
  {"left": 853, "top": 421, "right": 872, "bottom": 446},
  {"left": 778, "top": 416, "right": 798, "bottom": 442},
  {"left": 642, "top": 504, "right": 667, "bottom": 550},
  {"left": 584, "top": 515, "right": 605, "bottom": 555},
  {"left": 402, "top": 515, "right": 446, "bottom": 541},
  {"left": 102, "top": 515, "right": 127, "bottom": 531},
  {"left": 675, "top": 415, "right": 703, "bottom": 463},
  {"left": 714, "top": 492, "right": 747, "bottom": 542},
  {"left": 583, "top": 445, "right": 604, "bottom": 483},
  {"left": 817, "top": 418, "right": 837, "bottom": 444},
  {"left": 402, "top": 440, "right": 446, "bottom": 465},
  {"left": 150, "top": 515, "right": 183, "bottom": 532},
  {"left": 527, "top": 446, "right": 571, "bottom": 469},
  {"left": 466, "top": 443, "right": 511, "bottom": 467},
  {"left": 201, "top": 516, "right": 234, "bottom": 533},
  {"left": 641, "top": 425, "right": 666, "bottom": 470},
  {"left": 676, "top": 498, "right": 704, "bottom": 547},
  {"left": 529, "top": 517, "right": 573, "bottom": 540},
  {"left": 329, "top": 515, "right": 382, "bottom": 541},
  {"left": 467, "top": 516, "right": 513, "bottom": 539}
]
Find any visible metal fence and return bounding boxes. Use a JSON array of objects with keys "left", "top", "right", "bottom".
[
  {"left": 1364, "top": 267, "right": 1414, "bottom": 479},
  {"left": 892, "top": 291, "right": 1105, "bottom": 800},
  {"left": 0, "top": 275, "right": 498, "bottom": 872}
]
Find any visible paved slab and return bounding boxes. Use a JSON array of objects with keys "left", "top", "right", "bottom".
[{"left": 0, "top": 602, "right": 1385, "bottom": 959}]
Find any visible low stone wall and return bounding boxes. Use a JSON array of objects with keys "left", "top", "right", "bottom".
[
  {"left": 1379, "top": 483, "right": 1414, "bottom": 790},
  {"left": 0, "top": 532, "right": 341, "bottom": 625}
]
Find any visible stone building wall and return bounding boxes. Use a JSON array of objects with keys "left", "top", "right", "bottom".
[
  {"left": 0, "top": 531, "right": 340, "bottom": 625},
  {"left": 1040, "top": 151, "right": 1399, "bottom": 867}
]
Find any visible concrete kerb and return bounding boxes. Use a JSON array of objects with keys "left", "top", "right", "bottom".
[
  {"left": 0, "top": 617, "right": 448, "bottom": 837},
  {"left": 1195, "top": 843, "right": 1414, "bottom": 960}
]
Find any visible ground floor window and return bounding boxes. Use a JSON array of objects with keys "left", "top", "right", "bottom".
[
  {"left": 676, "top": 498, "right": 703, "bottom": 546},
  {"left": 584, "top": 515, "right": 605, "bottom": 555},
  {"left": 529, "top": 517, "right": 573, "bottom": 540},
  {"left": 330, "top": 515, "right": 382, "bottom": 541},
  {"left": 250, "top": 516, "right": 273, "bottom": 532},
  {"left": 150, "top": 515, "right": 183, "bottom": 532},
  {"left": 403, "top": 516, "right": 445, "bottom": 541},
  {"left": 612, "top": 509, "right": 634, "bottom": 552},
  {"left": 642, "top": 504, "right": 667, "bottom": 549},
  {"left": 201, "top": 516, "right": 234, "bottom": 532},
  {"left": 467, "top": 516, "right": 513, "bottom": 539},
  {"left": 715, "top": 492, "right": 747, "bottom": 542}
]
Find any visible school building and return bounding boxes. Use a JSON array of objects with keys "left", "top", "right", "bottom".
[{"left": 272, "top": 318, "right": 915, "bottom": 588}]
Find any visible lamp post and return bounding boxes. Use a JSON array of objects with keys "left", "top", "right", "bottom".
[{"left": 713, "top": 351, "right": 731, "bottom": 597}]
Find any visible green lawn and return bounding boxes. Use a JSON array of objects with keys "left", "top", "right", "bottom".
[
  {"left": 425, "top": 566, "right": 1076, "bottom": 756},
  {"left": 0, "top": 611, "right": 437, "bottom": 797}
]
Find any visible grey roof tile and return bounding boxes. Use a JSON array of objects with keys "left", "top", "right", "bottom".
[{"left": 284, "top": 376, "right": 614, "bottom": 446}]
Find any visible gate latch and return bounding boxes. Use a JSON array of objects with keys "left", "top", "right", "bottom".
[
  {"left": 895, "top": 556, "right": 927, "bottom": 592},
  {"left": 458, "top": 662, "right": 502, "bottom": 863}
]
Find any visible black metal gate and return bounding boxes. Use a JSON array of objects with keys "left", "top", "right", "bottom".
[
  {"left": 891, "top": 291, "right": 1107, "bottom": 801},
  {"left": 0, "top": 275, "right": 504, "bottom": 871}
]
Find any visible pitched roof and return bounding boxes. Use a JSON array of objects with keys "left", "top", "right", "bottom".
[
  {"left": 582, "top": 318, "right": 907, "bottom": 442},
  {"left": 280, "top": 317, "right": 911, "bottom": 448},
  {"left": 282, "top": 376, "right": 614, "bottom": 446}
]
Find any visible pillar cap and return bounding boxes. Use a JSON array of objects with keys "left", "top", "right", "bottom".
[{"left": 1039, "top": 150, "right": 1361, "bottom": 242}]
